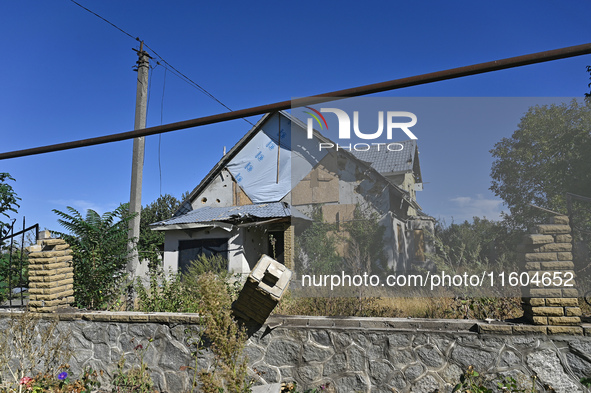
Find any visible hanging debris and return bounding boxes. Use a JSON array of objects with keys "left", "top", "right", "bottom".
[{"left": 232, "top": 254, "right": 292, "bottom": 325}]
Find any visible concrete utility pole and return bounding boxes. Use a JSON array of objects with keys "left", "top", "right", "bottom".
[{"left": 127, "top": 41, "right": 149, "bottom": 284}]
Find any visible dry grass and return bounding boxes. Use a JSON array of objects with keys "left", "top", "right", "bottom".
[
  {"left": 274, "top": 291, "right": 524, "bottom": 321},
  {"left": 375, "top": 297, "right": 454, "bottom": 319}
]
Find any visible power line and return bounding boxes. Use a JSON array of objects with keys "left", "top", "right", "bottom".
[
  {"left": 145, "top": 43, "right": 240, "bottom": 111},
  {"left": 69, "top": 0, "right": 138, "bottom": 41},
  {"left": 3, "top": 42, "right": 591, "bottom": 161},
  {"left": 69, "top": 0, "right": 253, "bottom": 126},
  {"left": 152, "top": 59, "right": 254, "bottom": 126}
]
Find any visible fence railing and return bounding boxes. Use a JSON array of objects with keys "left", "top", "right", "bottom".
[{"left": 0, "top": 217, "right": 39, "bottom": 307}]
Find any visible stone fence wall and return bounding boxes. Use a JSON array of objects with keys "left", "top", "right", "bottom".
[
  {"left": 0, "top": 312, "right": 590, "bottom": 393},
  {"left": 8, "top": 217, "right": 589, "bottom": 392}
]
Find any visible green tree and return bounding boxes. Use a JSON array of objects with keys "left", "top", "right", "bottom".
[
  {"left": 53, "top": 204, "right": 135, "bottom": 309},
  {"left": 490, "top": 100, "right": 591, "bottom": 228},
  {"left": 430, "top": 217, "right": 520, "bottom": 273},
  {"left": 295, "top": 208, "right": 341, "bottom": 275},
  {"left": 343, "top": 206, "right": 386, "bottom": 275},
  {"left": 138, "top": 194, "right": 181, "bottom": 269},
  {"left": 0, "top": 173, "right": 20, "bottom": 241}
]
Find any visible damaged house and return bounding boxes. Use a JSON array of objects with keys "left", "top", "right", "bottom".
[{"left": 150, "top": 111, "right": 434, "bottom": 276}]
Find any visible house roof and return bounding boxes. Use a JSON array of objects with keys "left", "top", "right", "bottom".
[
  {"left": 351, "top": 140, "right": 417, "bottom": 174},
  {"left": 153, "top": 202, "right": 310, "bottom": 229},
  {"left": 173, "top": 111, "right": 423, "bottom": 218},
  {"left": 175, "top": 112, "right": 274, "bottom": 217}
]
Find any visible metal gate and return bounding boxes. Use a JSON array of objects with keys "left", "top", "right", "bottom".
[{"left": 0, "top": 218, "right": 38, "bottom": 307}]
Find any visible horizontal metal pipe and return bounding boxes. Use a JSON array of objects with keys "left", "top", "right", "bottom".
[{"left": 2, "top": 42, "right": 591, "bottom": 160}]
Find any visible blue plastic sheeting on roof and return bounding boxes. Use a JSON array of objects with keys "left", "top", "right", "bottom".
[
  {"left": 153, "top": 202, "right": 310, "bottom": 226},
  {"left": 289, "top": 117, "right": 329, "bottom": 190},
  {"left": 226, "top": 114, "right": 292, "bottom": 204}
]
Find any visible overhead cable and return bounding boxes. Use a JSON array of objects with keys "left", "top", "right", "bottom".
[
  {"left": 2, "top": 42, "right": 591, "bottom": 161},
  {"left": 69, "top": 0, "right": 252, "bottom": 125}
]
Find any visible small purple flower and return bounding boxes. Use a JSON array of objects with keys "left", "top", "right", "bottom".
[{"left": 58, "top": 372, "right": 68, "bottom": 381}]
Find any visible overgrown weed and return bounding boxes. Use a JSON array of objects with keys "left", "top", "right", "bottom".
[
  {"left": 112, "top": 338, "right": 156, "bottom": 393},
  {"left": 274, "top": 293, "right": 522, "bottom": 320},
  {"left": 0, "top": 311, "right": 71, "bottom": 388},
  {"left": 192, "top": 272, "right": 250, "bottom": 393},
  {"left": 135, "top": 254, "right": 241, "bottom": 314}
]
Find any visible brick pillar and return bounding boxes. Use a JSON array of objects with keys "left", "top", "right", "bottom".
[
  {"left": 521, "top": 215, "right": 581, "bottom": 328},
  {"left": 284, "top": 225, "right": 295, "bottom": 270},
  {"left": 27, "top": 230, "right": 75, "bottom": 312}
]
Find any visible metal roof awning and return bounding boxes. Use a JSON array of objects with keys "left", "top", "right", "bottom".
[{"left": 150, "top": 202, "right": 311, "bottom": 231}]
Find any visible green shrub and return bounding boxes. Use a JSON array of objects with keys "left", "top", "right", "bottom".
[
  {"left": 53, "top": 205, "right": 135, "bottom": 310},
  {"left": 294, "top": 208, "right": 341, "bottom": 276},
  {"left": 135, "top": 254, "right": 240, "bottom": 314},
  {"left": 0, "top": 172, "right": 20, "bottom": 239},
  {"left": 429, "top": 217, "right": 521, "bottom": 276},
  {"left": 138, "top": 194, "right": 181, "bottom": 270},
  {"left": 0, "top": 251, "right": 28, "bottom": 304},
  {"left": 135, "top": 269, "right": 193, "bottom": 313},
  {"left": 134, "top": 254, "right": 249, "bottom": 392},
  {"left": 190, "top": 272, "right": 250, "bottom": 393},
  {"left": 183, "top": 253, "right": 228, "bottom": 276},
  {"left": 182, "top": 254, "right": 241, "bottom": 302}
]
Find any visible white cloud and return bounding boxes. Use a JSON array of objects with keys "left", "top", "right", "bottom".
[
  {"left": 49, "top": 199, "right": 118, "bottom": 216},
  {"left": 447, "top": 194, "right": 504, "bottom": 223}
]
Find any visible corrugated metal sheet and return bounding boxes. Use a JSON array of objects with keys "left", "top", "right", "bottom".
[{"left": 152, "top": 202, "right": 308, "bottom": 226}]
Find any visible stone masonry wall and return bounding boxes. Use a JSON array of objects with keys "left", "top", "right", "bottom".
[
  {"left": 27, "top": 230, "right": 74, "bottom": 312},
  {"left": 520, "top": 215, "right": 582, "bottom": 332},
  {"left": 0, "top": 312, "right": 590, "bottom": 393}
]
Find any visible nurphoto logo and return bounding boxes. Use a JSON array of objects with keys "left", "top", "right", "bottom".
[{"left": 304, "top": 106, "right": 418, "bottom": 151}]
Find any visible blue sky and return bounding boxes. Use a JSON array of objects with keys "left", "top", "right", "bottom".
[{"left": 1, "top": 1, "right": 590, "bottom": 233}]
